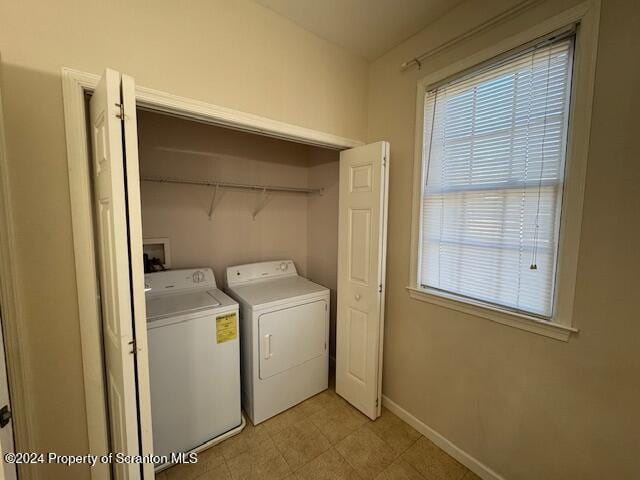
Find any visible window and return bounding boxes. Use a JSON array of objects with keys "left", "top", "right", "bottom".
[{"left": 418, "top": 34, "right": 574, "bottom": 319}]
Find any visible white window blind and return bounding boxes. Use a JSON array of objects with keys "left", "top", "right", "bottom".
[{"left": 420, "top": 35, "right": 574, "bottom": 318}]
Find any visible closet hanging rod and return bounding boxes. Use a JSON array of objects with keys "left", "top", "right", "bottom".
[{"left": 141, "top": 176, "right": 323, "bottom": 195}]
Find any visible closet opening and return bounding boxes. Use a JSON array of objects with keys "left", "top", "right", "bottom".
[
  {"left": 71, "top": 68, "right": 387, "bottom": 477},
  {"left": 137, "top": 108, "right": 340, "bottom": 347},
  {"left": 138, "top": 108, "right": 341, "bottom": 469},
  {"left": 138, "top": 107, "right": 340, "bottom": 461}
]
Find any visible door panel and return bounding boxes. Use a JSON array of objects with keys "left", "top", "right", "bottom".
[
  {"left": 348, "top": 209, "right": 371, "bottom": 285},
  {"left": 259, "top": 300, "right": 327, "bottom": 380},
  {"left": 90, "top": 69, "right": 145, "bottom": 479},
  {"left": 350, "top": 164, "right": 373, "bottom": 193},
  {"left": 346, "top": 307, "right": 367, "bottom": 383},
  {"left": 336, "top": 141, "right": 389, "bottom": 420}
]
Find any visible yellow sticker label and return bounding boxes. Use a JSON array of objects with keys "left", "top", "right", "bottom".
[{"left": 216, "top": 313, "right": 237, "bottom": 344}]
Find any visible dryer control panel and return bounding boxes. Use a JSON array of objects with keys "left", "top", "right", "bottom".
[{"left": 226, "top": 260, "right": 298, "bottom": 287}]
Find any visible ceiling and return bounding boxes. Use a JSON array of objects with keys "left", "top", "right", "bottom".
[{"left": 253, "top": 0, "right": 466, "bottom": 61}]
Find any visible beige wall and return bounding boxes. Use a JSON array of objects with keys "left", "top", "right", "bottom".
[
  {"left": 140, "top": 111, "right": 311, "bottom": 283},
  {"left": 368, "top": 0, "right": 640, "bottom": 479},
  {"left": 0, "top": 1, "right": 366, "bottom": 478},
  {"left": 307, "top": 150, "right": 340, "bottom": 357}
]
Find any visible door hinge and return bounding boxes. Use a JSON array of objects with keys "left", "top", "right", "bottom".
[
  {"left": 128, "top": 339, "right": 136, "bottom": 354},
  {"left": 375, "top": 398, "right": 379, "bottom": 408},
  {"left": 115, "top": 102, "right": 125, "bottom": 120},
  {"left": 378, "top": 284, "right": 383, "bottom": 293},
  {"left": 0, "top": 405, "right": 12, "bottom": 428}
]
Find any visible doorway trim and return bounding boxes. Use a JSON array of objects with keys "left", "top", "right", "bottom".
[{"left": 61, "top": 67, "right": 362, "bottom": 479}]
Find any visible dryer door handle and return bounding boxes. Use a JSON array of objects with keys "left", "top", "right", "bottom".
[{"left": 263, "top": 334, "right": 273, "bottom": 360}]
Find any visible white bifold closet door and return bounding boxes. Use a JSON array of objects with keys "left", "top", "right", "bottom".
[
  {"left": 89, "top": 69, "right": 153, "bottom": 479},
  {"left": 336, "top": 141, "right": 389, "bottom": 420}
]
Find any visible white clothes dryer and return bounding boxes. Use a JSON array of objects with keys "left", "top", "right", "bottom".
[{"left": 225, "top": 260, "right": 329, "bottom": 424}]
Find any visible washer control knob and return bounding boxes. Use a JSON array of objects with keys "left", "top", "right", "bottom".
[
  {"left": 279, "top": 262, "right": 288, "bottom": 271},
  {"left": 192, "top": 270, "right": 205, "bottom": 283}
]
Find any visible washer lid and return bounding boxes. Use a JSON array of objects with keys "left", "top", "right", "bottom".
[
  {"left": 227, "top": 276, "right": 328, "bottom": 308},
  {"left": 146, "top": 290, "right": 221, "bottom": 320}
]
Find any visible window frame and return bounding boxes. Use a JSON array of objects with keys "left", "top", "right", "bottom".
[{"left": 408, "top": 3, "right": 600, "bottom": 341}]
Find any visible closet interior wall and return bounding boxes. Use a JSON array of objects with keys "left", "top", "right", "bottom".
[{"left": 137, "top": 110, "right": 340, "bottom": 356}]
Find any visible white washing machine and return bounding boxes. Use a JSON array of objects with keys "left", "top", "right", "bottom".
[
  {"left": 145, "top": 268, "right": 243, "bottom": 465},
  {"left": 225, "top": 260, "right": 329, "bottom": 425}
]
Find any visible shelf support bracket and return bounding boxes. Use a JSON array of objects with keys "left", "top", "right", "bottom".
[
  {"left": 252, "top": 188, "right": 272, "bottom": 220},
  {"left": 207, "top": 184, "right": 225, "bottom": 220}
]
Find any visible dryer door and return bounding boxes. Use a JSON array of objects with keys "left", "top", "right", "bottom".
[{"left": 258, "top": 300, "right": 327, "bottom": 380}]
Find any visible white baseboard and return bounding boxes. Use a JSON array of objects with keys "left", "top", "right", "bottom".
[{"left": 382, "top": 395, "right": 505, "bottom": 480}]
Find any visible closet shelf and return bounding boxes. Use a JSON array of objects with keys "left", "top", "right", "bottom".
[{"left": 141, "top": 176, "right": 323, "bottom": 195}]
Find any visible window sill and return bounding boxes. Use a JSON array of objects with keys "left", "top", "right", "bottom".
[{"left": 406, "top": 286, "right": 578, "bottom": 341}]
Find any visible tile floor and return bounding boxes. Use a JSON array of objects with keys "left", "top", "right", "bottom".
[{"left": 157, "top": 388, "right": 480, "bottom": 480}]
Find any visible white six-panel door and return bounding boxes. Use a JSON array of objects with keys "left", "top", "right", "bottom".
[
  {"left": 336, "top": 141, "right": 389, "bottom": 420},
  {"left": 90, "top": 69, "right": 152, "bottom": 479}
]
